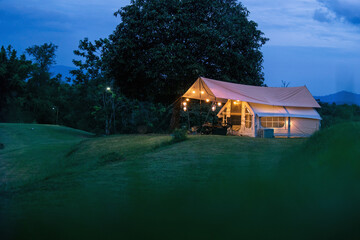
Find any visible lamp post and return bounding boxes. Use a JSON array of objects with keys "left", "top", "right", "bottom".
[{"left": 52, "top": 106, "right": 59, "bottom": 125}]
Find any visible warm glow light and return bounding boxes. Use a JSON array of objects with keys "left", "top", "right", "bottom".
[
  {"left": 233, "top": 102, "right": 238, "bottom": 105},
  {"left": 206, "top": 99, "right": 210, "bottom": 102},
  {"left": 212, "top": 106, "right": 216, "bottom": 111},
  {"left": 217, "top": 102, "right": 222, "bottom": 106},
  {"left": 183, "top": 106, "right": 187, "bottom": 111},
  {"left": 192, "top": 90, "right": 196, "bottom": 94},
  {"left": 183, "top": 102, "right": 187, "bottom": 106},
  {"left": 201, "top": 91, "right": 204, "bottom": 94},
  {"left": 186, "top": 98, "right": 189, "bottom": 101}
]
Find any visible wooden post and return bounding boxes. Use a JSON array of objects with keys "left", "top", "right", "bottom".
[
  {"left": 241, "top": 101, "right": 245, "bottom": 131},
  {"left": 288, "top": 117, "right": 291, "bottom": 138}
]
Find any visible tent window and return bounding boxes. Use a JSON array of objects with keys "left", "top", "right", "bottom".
[
  {"left": 231, "top": 101, "right": 241, "bottom": 113},
  {"left": 229, "top": 116, "right": 241, "bottom": 125},
  {"left": 261, "top": 117, "right": 285, "bottom": 128},
  {"left": 245, "top": 107, "right": 252, "bottom": 128}
]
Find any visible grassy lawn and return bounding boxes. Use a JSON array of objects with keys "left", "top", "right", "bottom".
[{"left": 1, "top": 123, "right": 360, "bottom": 239}]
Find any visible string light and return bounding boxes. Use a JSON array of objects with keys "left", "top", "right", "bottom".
[
  {"left": 192, "top": 90, "right": 196, "bottom": 94},
  {"left": 206, "top": 99, "right": 210, "bottom": 102},
  {"left": 183, "top": 102, "right": 187, "bottom": 106},
  {"left": 201, "top": 91, "right": 204, "bottom": 94},
  {"left": 186, "top": 98, "right": 190, "bottom": 101},
  {"left": 183, "top": 106, "right": 187, "bottom": 111},
  {"left": 212, "top": 105, "right": 216, "bottom": 111},
  {"left": 217, "top": 102, "right": 222, "bottom": 106}
]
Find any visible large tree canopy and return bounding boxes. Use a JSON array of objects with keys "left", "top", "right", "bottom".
[{"left": 106, "top": 0, "right": 268, "bottom": 103}]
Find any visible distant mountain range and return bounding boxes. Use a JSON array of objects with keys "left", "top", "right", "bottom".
[
  {"left": 50, "top": 65, "right": 76, "bottom": 81},
  {"left": 315, "top": 91, "right": 360, "bottom": 106}
]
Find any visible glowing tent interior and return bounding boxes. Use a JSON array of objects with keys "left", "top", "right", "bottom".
[{"left": 181, "top": 77, "right": 321, "bottom": 137}]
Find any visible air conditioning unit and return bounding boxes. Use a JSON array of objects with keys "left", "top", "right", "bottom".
[{"left": 257, "top": 128, "right": 274, "bottom": 138}]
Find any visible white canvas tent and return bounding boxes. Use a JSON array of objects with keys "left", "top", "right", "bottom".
[{"left": 182, "top": 77, "right": 321, "bottom": 137}]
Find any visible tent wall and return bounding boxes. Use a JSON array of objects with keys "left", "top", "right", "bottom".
[
  {"left": 288, "top": 118, "right": 320, "bottom": 137},
  {"left": 256, "top": 116, "right": 320, "bottom": 137},
  {"left": 218, "top": 101, "right": 321, "bottom": 138}
]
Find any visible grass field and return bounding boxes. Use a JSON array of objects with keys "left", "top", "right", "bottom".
[{"left": 1, "top": 123, "right": 360, "bottom": 239}]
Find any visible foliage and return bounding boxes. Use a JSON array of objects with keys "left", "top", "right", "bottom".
[
  {"left": 318, "top": 101, "right": 360, "bottom": 128},
  {"left": 105, "top": 0, "right": 268, "bottom": 103},
  {"left": 172, "top": 127, "right": 188, "bottom": 142},
  {"left": 0, "top": 46, "right": 33, "bottom": 122},
  {"left": 26, "top": 43, "right": 58, "bottom": 72},
  {"left": 179, "top": 99, "right": 220, "bottom": 129}
]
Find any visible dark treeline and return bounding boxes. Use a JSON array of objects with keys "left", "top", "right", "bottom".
[
  {"left": 318, "top": 102, "right": 360, "bottom": 128},
  {"left": 0, "top": 44, "right": 168, "bottom": 135},
  {"left": 0, "top": 0, "right": 269, "bottom": 135}
]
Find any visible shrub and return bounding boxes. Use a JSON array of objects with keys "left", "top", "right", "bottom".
[{"left": 172, "top": 127, "right": 188, "bottom": 143}]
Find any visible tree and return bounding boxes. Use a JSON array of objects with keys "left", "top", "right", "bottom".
[
  {"left": 0, "top": 46, "right": 33, "bottom": 122},
  {"left": 26, "top": 43, "right": 58, "bottom": 72},
  {"left": 25, "top": 43, "right": 62, "bottom": 123},
  {"left": 71, "top": 38, "right": 122, "bottom": 135},
  {"left": 105, "top": 0, "right": 268, "bottom": 104}
]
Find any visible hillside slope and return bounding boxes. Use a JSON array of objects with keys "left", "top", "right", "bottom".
[
  {"left": 2, "top": 123, "right": 360, "bottom": 239},
  {"left": 315, "top": 91, "right": 360, "bottom": 105}
]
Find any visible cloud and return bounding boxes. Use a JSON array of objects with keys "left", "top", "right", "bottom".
[
  {"left": 315, "top": 0, "right": 360, "bottom": 25},
  {"left": 313, "top": 8, "right": 336, "bottom": 23}
]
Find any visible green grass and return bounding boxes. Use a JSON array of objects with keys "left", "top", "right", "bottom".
[{"left": 1, "top": 123, "right": 360, "bottom": 239}]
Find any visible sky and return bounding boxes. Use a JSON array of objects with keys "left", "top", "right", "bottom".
[{"left": 1, "top": 0, "right": 360, "bottom": 95}]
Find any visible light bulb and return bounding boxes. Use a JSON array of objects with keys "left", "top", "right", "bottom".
[
  {"left": 186, "top": 98, "right": 190, "bottom": 101},
  {"left": 212, "top": 106, "right": 216, "bottom": 111},
  {"left": 206, "top": 99, "right": 210, "bottom": 102},
  {"left": 183, "top": 102, "right": 187, "bottom": 106},
  {"left": 201, "top": 91, "right": 204, "bottom": 94},
  {"left": 192, "top": 90, "right": 196, "bottom": 94},
  {"left": 217, "top": 102, "right": 222, "bottom": 106},
  {"left": 183, "top": 106, "right": 187, "bottom": 111}
]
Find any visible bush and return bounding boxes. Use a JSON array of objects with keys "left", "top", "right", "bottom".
[{"left": 172, "top": 127, "right": 188, "bottom": 143}]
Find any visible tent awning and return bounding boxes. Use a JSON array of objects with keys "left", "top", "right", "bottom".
[
  {"left": 182, "top": 77, "right": 321, "bottom": 108},
  {"left": 249, "top": 102, "right": 322, "bottom": 120}
]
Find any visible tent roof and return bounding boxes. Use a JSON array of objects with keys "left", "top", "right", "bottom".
[{"left": 182, "top": 77, "right": 320, "bottom": 108}]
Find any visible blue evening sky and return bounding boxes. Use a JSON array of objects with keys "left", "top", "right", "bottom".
[{"left": 1, "top": 0, "right": 359, "bottom": 95}]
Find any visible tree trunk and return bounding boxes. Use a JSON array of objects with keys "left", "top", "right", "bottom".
[{"left": 169, "top": 100, "right": 181, "bottom": 131}]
